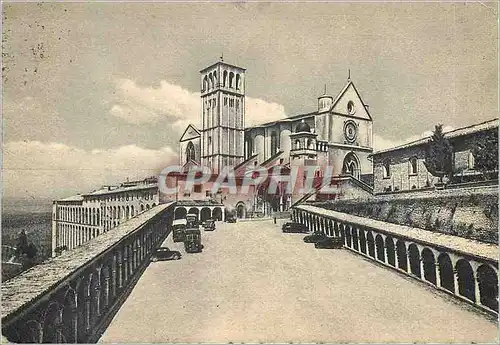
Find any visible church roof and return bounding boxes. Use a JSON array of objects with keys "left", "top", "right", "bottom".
[
  {"left": 246, "top": 78, "right": 370, "bottom": 130},
  {"left": 179, "top": 124, "right": 201, "bottom": 142}
]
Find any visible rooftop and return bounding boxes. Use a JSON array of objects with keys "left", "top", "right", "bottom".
[{"left": 371, "top": 119, "right": 498, "bottom": 156}]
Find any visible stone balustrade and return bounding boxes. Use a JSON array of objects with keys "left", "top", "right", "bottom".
[
  {"left": 293, "top": 204, "right": 499, "bottom": 315},
  {"left": 2, "top": 203, "right": 175, "bottom": 343}
]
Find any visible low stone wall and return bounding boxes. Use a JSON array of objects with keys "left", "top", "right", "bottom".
[
  {"left": 1, "top": 203, "right": 175, "bottom": 343},
  {"left": 312, "top": 185, "right": 498, "bottom": 244}
]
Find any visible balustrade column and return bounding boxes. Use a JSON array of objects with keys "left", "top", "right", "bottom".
[
  {"left": 435, "top": 263, "right": 442, "bottom": 287},
  {"left": 474, "top": 277, "right": 481, "bottom": 305},
  {"left": 453, "top": 269, "right": 460, "bottom": 296},
  {"left": 103, "top": 273, "right": 110, "bottom": 310},
  {"left": 117, "top": 255, "right": 123, "bottom": 290},
  {"left": 419, "top": 255, "right": 425, "bottom": 279},
  {"left": 123, "top": 247, "right": 129, "bottom": 283}
]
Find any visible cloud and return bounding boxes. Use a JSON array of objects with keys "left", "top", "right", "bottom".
[
  {"left": 373, "top": 125, "right": 455, "bottom": 151},
  {"left": 3, "top": 141, "right": 178, "bottom": 199},
  {"left": 109, "top": 78, "right": 287, "bottom": 129}
]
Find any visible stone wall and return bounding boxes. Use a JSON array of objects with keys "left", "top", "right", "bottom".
[{"left": 313, "top": 186, "right": 498, "bottom": 244}]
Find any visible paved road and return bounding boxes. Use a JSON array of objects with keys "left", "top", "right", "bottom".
[{"left": 99, "top": 219, "right": 498, "bottom": 343}]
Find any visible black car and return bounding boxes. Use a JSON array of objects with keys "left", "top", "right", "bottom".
[
  {"left": 282, "top": 222, "right": 308, "bottom": 233},
  {"left": 315, "top": 236, "right": 344, "bottom": 249},
  {"left": 203, "top": 219, "right": 216, "bottom": 231},
  {"left": 151, "top": 247, "right": 182, "bottom": 261},
  {"left": 303, "top": 231, "right": 327, "bottom": 243}
]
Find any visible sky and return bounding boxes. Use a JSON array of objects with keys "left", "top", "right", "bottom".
[{"left": 2, "top": 1, "right": 498, "bottom": 199}]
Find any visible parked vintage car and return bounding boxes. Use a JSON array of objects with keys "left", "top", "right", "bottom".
[
  {"left": 314, "top": 237, "right": 344, "bottom": 249},
  {"left": 282, "top": 222, "right": 308, "bottom": 233},
  {"left": 303, "top": 231, "right": 328, "bottom": 243},
  {"left": 226, "top": 214, "right": 237, "bottom": 223},
  {"left": 203, "top": 218, "right": 216, "bottom": 231},
  {"left": 172, "top": 219, "right": 187, "bottom": 242},
  {"left": 151, "top": 247, "right": 182, "bottom": 261}
]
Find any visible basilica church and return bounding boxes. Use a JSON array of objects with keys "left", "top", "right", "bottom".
[{"left": 176, "top": 60, "right": 374, "bottom": 217}]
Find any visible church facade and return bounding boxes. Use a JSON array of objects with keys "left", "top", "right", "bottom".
[{"left": 175, "top": 60, "right": 374, "bottom": 218}]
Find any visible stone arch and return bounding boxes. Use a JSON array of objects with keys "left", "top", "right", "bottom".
[
  {"left": 342, "top": 152, "right": 361, "bottom": 180},
  {"left": 130, "top": 205, "right": 134, "bottom": 217},
  {"left": 25, "top": 319, "right": 43, "bottom": 343},
  {"left": 375, "top": 234, "right": 385, "bottom": 262},
  {"left": 408, "top": 243, "right": 421, "bottom": 278},
  {"left": 200, "top": 207, "right": 211, "bottom": 222},
  {"left": 146, "top": 204, "right": 151, "bottom": 210},
  {"left": 421, "top": 248, "right": 437, "bottom": 285},
  {"left": 42, "top": 301, "right": 63, "bottom": 343},
  {"left": 236, "top": 202, "right": 246, "bottom": 219},
  {"left": 223, "top": 70, "right": 227, "bottom": 87},
  {"left": 456, "top": 259, "right": 475, "bottom": 302},
  {"left": 385, "top": 236, "right": 395, "bottom": 266},
  {"left": 174, "top": 207, "right": 187, "bottom": 220},
  {"left": 236, "top": 74, "right": 240, "bottom": 89},
  {"left": 213, "top": 207, "right": 223, "bottom": 221},
  {"left": 229, "top": 72, "right": 234, "bottom": 88},
  {"left": 366, "top": 231, "right": 375, "bottom": 258},
  {"left": 477, "top": 264, "right": 499, "bottom": 312},
  {"left": 188, "top": 208, "right": 199, "bottom": 220},
  {"left": 62, "top": 287, "right": 78, "bottom": 343},
  {"left": 126, "top": 206, "right": 130, "bottom": 219},
  {"left": 396, "top": 240, "right": 408, "bottom": 271},
  {"left": 438, "top": 253, "right": 455, "bottom": 292}
]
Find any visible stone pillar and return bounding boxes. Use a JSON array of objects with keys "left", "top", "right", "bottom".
[
  {"left": 394, "top": 249, "right": 399, "bottom": 268},
  {"left": 103, "top": 273, "right": 110, "bottom": 309},
  {"left": 117, "top": 254, "right": 123, "bottom": 290},
  {"left": 419, "top": 255, "right": 425, "bottom": 279},
  {"left": 435, "top": 263, "right": 442, "bottom": 287},
  {"left": 474, "top": 277, "right": 481, "bottom": 305},
  {"left": 453, "top": 269, "right": 460, "bottom": 296}
]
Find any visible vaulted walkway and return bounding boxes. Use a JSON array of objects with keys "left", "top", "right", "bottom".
[{"left": 99, "top": 219, "right": 497, "bottom": 343}]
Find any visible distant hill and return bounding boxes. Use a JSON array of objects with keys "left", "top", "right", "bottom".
[{"left": 2, "top": 197, "right": 53, "bottom": 215}]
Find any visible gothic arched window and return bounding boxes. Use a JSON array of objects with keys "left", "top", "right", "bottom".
[
  {"left": 409, "top": 157, "right": 418, "bottom": 175},
  {"left": 383, "top": 159, "right": 391, "bottom": 178},
  {"left": 343, "top": 152, "right": 361, "bottom": 180},
  {"left": 229, "top": 72, "right": 235, "bottom": 88},
  {"left": 236, "top": 74, "right": 241, "bottom": 90},
  {"left": 186, "top": 141, "right": 195, "bottom": 163}
]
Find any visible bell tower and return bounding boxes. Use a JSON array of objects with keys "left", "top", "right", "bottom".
[{"left": 200, "top": 60, "right": 246, "bottom": 173}]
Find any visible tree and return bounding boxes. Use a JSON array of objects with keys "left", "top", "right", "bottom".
[
  {"left": 15, "top": 230, "right": 29, "bottom": 257},
  {"left": 471, "top": 129, "right": 498, "bottom": 179},
  {"left": 424, "top": 124, "right": 453, "bottom": 183}
]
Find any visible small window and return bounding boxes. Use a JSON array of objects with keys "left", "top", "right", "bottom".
[
  {"left": 383, "top": 160, "right": 391, "bottom": 178},
  {"left": 409, "top": 157, "right": 418, "bottom": 175},
  {"left": 468, "top": 152, "right": 475, "bottom": 170},
  {"left": 224, "top": 97, "right": 227, "bottom": 106},
  {"left": 206, "top": 190, "right": 212, "bottom": 197},
  {"left": 194, "top": 185, "right": 202, "bottom": 193},
  {"left": 347, "top": 101, "right": 356, "bottom": 114}
]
